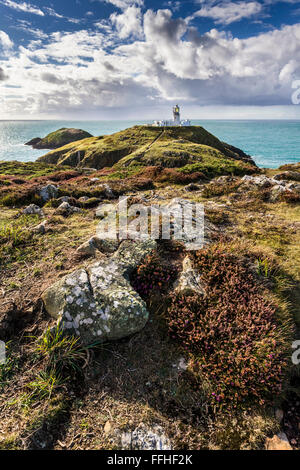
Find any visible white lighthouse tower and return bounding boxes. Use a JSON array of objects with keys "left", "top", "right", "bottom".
[
  {"left": 153, "top": 105, "right": 191, "bottom": 127},
  {"left": 173, "top": 104, "right": 180, "bottom": 125}
]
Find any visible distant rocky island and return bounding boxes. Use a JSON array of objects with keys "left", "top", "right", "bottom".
[
  {"left": 25, "top": 127, "right": 93, "bottom": 150},
  {"left": 0, "top": 124, "right": 299, "bottom": 451}
]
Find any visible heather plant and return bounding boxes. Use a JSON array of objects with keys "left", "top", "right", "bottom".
[
  {"left": 131, "top": 252, "right": 178, "bottom": 299},
  {"left": 165, "top": 246, "right": 291, "bottom": 409}
]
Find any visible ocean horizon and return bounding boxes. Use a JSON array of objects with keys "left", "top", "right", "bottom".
[{"left": 1, "top": 119, "right": 300, "bottom": 169}]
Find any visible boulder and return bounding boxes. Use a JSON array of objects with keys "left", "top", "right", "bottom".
[
  {"left": 42, "top": 239, "right": 156, "bottom": 345},
  {"left": 241, "top": 175, "right": 277, "bottom": 188},
  {"left": 269, "top": 184, "right": 291, "bottom": 202},
  {"left": 76, "top": 237, "right": 119, "bottom": 257},
  {"left": 39, "top": 184, "right": 58, "bottom": 202},
  {"left": 55, "top": 202, "right": 82, "bottom": 217},
  {"left": 23, "top": 204, "right": 44, "bottom": 217},
  {"left": 265, "top": 432, "right": 292, "bottom": 450}
]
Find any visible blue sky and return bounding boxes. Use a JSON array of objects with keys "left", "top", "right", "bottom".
[{"left": 0, "top": 0, "right": 300, "bottom": 119}]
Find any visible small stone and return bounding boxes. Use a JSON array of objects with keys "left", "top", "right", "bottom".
[
  {"left": 265, "top": 433, "right": 292, "bottom": 450},
  {"left": 23, "top": 204, "right": 44, "bottom": 217},
  {"left": 104, "top": 421, "right": 112, "bottom": 435}
]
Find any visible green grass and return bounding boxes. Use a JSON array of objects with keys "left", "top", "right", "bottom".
[
  {"left": 0, "top": 161, "right": 72, "bottom": 179},
  {"left": 38, "top": 125, "right": 255, "bottom": 177}
]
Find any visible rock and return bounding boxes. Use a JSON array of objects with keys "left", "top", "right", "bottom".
[
  {"left": 23, "top": 204, "right": 44, "bottom": 217},
  {"left": 116, "top": 424, "right": 172, "bottom": 450},
  {"left": 55, "top": 202, "right": 82, "bottom": 217},
  {"left": 26, "top": 128, "right": 93, "bottom": 149},
  {"left": 265, "top": 432, "right": 292, "bottom": 450},
  {"left": 56, "top": 196, "right": 77, "bottom": 204},
  {"left": 90, "top": 178, "right": 100, "bottom": 183},
  {"left": 32, "top": 220, "right": 47, "bottom": 234},
  {"left": 76, "top": 237, "right": 119, "bottom": 257},
  {"left": 42, "top": 239, "right": 157, "bottom": 345},
  {"left": 274, "top": 171, "right": 300, "bottom": 182},
  {"left": 269, "top": 184, "right": 291, "bottom": 202},
  {"left": 184, "top": 183, "right": 200, "bottom": 192},
  {"left": 104, "top": 421, "right": 112, "bottom": 435},
  {"left": 98, "top": 183, "right": 114, "bottom": 199},
  {"left": 286, "top": 183, "right": 300, "bottom": 193},
  {"left": 172, "top": 357, "right": 188, "bottom": 371},
  {"left": 174, "top": 256, "right": 205, "bottom": 295},
  {"left": 39, "top": 184, "right": 58, "bottom": 202},
  {"left": 215, "top": 175, "right": 237, "bottom": 184},
  {"left": 241, "top": 175, "right": 276, "bottom": 188},
  {"left": 76, "top": 239, "right": 97, "bottom": 257},
  {"left": 92, "top": 237, "right": 119, "bottom": 253},
  {"left": 275, "top": 408, "right": 284, "bottom": 423}
]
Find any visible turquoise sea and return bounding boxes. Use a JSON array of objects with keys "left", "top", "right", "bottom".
[{"left": 0, "top": 120, "right": 300, "bottom": 169}]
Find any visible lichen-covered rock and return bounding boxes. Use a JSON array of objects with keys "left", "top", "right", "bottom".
[
  {"left": 116, "top": 424, "right": 172, "bottom": 450},
  {"left": 42, "top": 239, "right": 156, "bottom": 345},
  {"left": 39, "top": 184, "right": 58, "bottom": 202},
  {"left": 241, "top": 175, "right": 278, "bottom": 188},
  {"left": 23, "top": 204, "right": 44, "bottom": 217},
  {"left": 55, "top": 202, "right": 82, "bottom": 217},
  {"left": 269, "top": 184, "right": 291, "bottom": 202}
]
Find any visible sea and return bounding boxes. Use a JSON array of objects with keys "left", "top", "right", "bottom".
[{"left": 0, "top": 119, "right": 300, "bottom": 169}]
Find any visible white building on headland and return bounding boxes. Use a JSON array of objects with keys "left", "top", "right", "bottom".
[{"left": 153, "top": 105, "right": 191, "bottom": 127}]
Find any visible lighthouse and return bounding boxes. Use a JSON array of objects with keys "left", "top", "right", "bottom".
[
  {"left": 173, "top": 104, "right": 180, "bottom": 125},
  {"left": 153, "top": 105, "right": 191, "bottom": 127}
]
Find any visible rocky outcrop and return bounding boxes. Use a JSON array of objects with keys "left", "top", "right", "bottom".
[
  {"left": 26, "top": 128, "right": 93, "bottom": 149},
  {"left": 42, "top": 239, "right": 156, "bottom": 345}
]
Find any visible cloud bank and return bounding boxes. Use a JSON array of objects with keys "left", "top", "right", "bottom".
[{"left": 1, "top": 5, "right": 300, "bottom": 118}]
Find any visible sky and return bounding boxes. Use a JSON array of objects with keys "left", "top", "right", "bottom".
[{"left": 1, "top": 0, "right": 300, "bottom": 119}]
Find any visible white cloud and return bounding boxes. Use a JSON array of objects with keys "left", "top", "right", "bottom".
[
  {"left": 102, "top": 0, "right": 144, "bottom": 10},
  {"left": 1, "top": 8, "right": 300, "bottom": 118},
  {"left": 110, "top": 6, "right": 143, "bottom": 38},
  {"left": 0, "top": 31, "right": 13, "bottom": 50},
  {"left": 190, "top": 1, "right": 263, "bottom": 25},
  {"left": 2, "top": 0, "right": 45, "bottom": 16}
]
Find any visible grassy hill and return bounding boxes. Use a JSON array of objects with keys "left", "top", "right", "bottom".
[{"left": 37, "top": 125, "right": 256, "bottom": 177}]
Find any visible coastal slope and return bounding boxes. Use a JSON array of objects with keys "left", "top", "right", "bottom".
[{"left": 37, "top": 125, "right": 256, "bottom": 174}]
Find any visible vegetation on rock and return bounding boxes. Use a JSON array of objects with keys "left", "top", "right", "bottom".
[{"left": 26, "top": 128, "right": 93, "bottom": 149}]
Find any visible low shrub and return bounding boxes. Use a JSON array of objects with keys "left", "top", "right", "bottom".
[
  {"left": 156, "top": 168, "right": 204, "bottom": 184},
  {"left": 202, "top": 181, "right": 240, "bottom": 198},
  {"left": 280, "top": 191, "right": 300, "bottom": 204},
  {"left": 131, "top": 252, "right": 178, "bottom": 299},
  {"left": 165, "top": 245, "right": 291, "bottom": 409}
]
